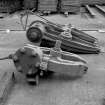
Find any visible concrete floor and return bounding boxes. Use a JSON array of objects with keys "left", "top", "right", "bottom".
[
  {"left": 0, "top": 9, "right": 105, "bottom": 105},
  {"left": 0, "top": 6, "right": 105, "bottom": 31}
]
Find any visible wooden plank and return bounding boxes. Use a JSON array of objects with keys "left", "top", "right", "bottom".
[
  {"left": 38, "top": 0, "right": 58, "bottom": 12},
  {"left": 0, "top": 71, "right": 15, "bottom": 105}
]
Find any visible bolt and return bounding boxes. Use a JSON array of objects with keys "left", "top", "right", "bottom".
[
  {"left": 84, "top": 67, "right": 88, "bottom": 73},
  {"left": 27, "top": 69, "right": 33, "bottom": 75},
  {"left": 17, "top": 66, "right": 22, "bottom": 72},
  {"left": 35, "top": 62, "right": 40, "bottom": 68},
  {"left": 31, "top": 50, "right": 37, "bottom": 57},
  {"left": 20, "top": 48, "right": 26, "bottom": 54},
  {"left": 13, "top": 55, "right": 19, "bottom": 62},
  {"left": 40, "top": 71, "right": 44, "bottom": 76}
]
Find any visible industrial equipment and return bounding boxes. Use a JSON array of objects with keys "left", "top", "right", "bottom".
[
  {"left": 26, "top": 20, "right": 100, "bottom": 54},
  {"left": 0, "top": 32, "right": 88, "bottom": 85}
]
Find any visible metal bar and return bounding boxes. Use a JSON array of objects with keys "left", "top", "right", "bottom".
[
  {"left": 95, "top": 5, "right": 105, "bottom": 13},
  {"left": 85, "top": 5, "right": 96, "bottom": 17}
]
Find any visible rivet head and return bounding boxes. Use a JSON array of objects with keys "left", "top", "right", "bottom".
[
  {"left": 31, "top": 50, "right": 37, "bottom": 57},
  {"left": 13, "top": 55, "right": 18, "bottom": 62},
  {"left": 20, "top": 48, "right": 26, "bottom": 54}
]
